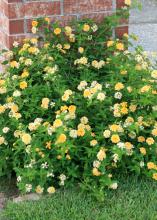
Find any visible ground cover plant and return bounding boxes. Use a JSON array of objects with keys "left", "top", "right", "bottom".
[{"left": 0, "top": 0, "right": 157, "bottom": 201}]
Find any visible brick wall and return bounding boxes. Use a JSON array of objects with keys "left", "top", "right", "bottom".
[{"left": 0, "top": 0, "right": 128, "bottom": 49}]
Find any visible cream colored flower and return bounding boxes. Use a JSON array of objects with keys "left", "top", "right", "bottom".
[
  {"left": 35, "top": 185, "right": 44, "bottom": 194},
  {"left": 47, "top": 186, "right": 56, "bottom": 194},
  {"left": 103, "top": 130, "right": 111, "bottom": 138},
  {"left": 21, "top": 133, "right": 32, "bottom": 145},
  {"left": 80, "top": 116, "right": 88, "bottom": 125},
  {"left": 0, "top": 136, "right": 5, "bottom": 145},
  {"left": 97, "top": 149, "right": 106, "bottom": 161},
  {"left": 97, "top": 92, "right": 106, "bottom": 101}
]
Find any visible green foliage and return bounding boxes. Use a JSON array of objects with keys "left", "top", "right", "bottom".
[{"left": 0, "top": 4, "right": 157, "bottom": 200}]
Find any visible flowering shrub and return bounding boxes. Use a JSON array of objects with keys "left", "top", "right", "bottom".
[{"left": 1, "top": 3, "right": 157, "bottom": 200}]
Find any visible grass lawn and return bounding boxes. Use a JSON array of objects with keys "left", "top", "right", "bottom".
[{"left": 1, "top": 175, "right": 157, "bottom": 220}]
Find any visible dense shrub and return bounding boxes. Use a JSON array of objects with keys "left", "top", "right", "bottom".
[{"left": 1, "top": 2, "right": 157, "bottom": 200}]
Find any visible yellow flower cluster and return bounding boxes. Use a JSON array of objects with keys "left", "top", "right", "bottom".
[
  {"left": 62, "top": 90, "right": 73, "bottom": 101},
  {"left": 82, "top": 81, "right": 106, "bottom": 101},
  {"left": 1, "top": 18, "right": 157, "bottom": 197}
]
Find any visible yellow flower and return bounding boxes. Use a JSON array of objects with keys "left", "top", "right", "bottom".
[
  {"left": 53, "top": 119, "right": 63, "bottom": 128},
  {"left": 140, "top": 85, "right": 151, "bottom": 93},
  {"left": 68, "top": 105, "right": 76, "bottom": 113},
  {"left": 10, "top": 61, "right": 19, "bottom": 68},
  {"left": 120, "top": 70, "right": 127, "bottom": 75},
  {"left": 62, "top": 94, "right": 69, "bottom": 101},
  {"left": 0, "top": 105, "right": 5, "bottom": 114},
  {"left": 28, "top": 47, "right": 39, "bottom": 54},
  {"left": 111, "top": 134, "right": 120, "bottom": 143},
  {"left": 6, "top": 97, "right": 13, "bottom": 102},
  {"left": 54, "top": 28, "right": 61, "bottom": 35},
  {"left": 83, "top": 89, "right": 91, "bottom": 98},
  {"left": 115, "top": 82, "right": 124, "bottom": 91},
  {"left": 127, "top": 86, "right": 132, "bottom": 93},
  {"left": 90, "top": 140, "right": 98, "bottom": 146},
  {"left": 21, "top": 70, "right": 29, "bottom": 78},
  {"left": 151, "top": 70, "right": 157, "bottom": 79},
  {"left": 21, "top": 133, "right": 31, "bottom": 145},
  {"left": 110, "top": 124, "right": 119, "bottom": 132},
  {"left": 78, "top": 123, "right": 85, "bottom": 129},
  {"left": 19, "top": 81, "right": 27, "bottom": 90},
  {"left": 123, "top": 33, "right": 129, "bottom": 38},
  {"left": 129, "top": 104, "right": 137, "bottom": 112},
  {"left": 32, "top": 20, "right": 38, "bottom": 27},
  {"left": 57, "top": 155, "right": 62, "bottom": 160},
  {"left": 120, "top": 107, "right": 128, "bottom": 115},
  {"left": 11, "top": 104, "right": 19, "bottom": 113},
  {"left": 125, "top": 0, "right": 131, "bottom": 6},
  {"left": 147, "top": 162, "right": 155, "bottom": 169},
  {"left": 0, "top": 136, "right": 5, "bottom": 145},
  {"left": 125, "top": 142, "right": 133, "bottom": 150},
  {"left": 83, "top": 24, "right": 90, "bottom": 32},
  {"left": 77, "top": 128, "right": 85, "bottom": 137},
  {"left": 92, "top": 168, "right": 101, "bottom": 176},
  {"left": 45, "top": 141, "right": 51, "bottom": 149},
  {"left": 152, "top": 173, "right": 157, "bottom": 181},
  {"left": 116, "top": 43, "right": 124, "bottom": 51},
  {"left": 78, "top": 47, "right": 84, "bottom": 53},
  {"left": 45, "top": 17, "right": 50, "bottom": 24},
  {"left": 30, "top": 38, "right": 38, "bottom": 44},
  {"left": 146, "top": 137, "right": 154, "bottom": 145},
  {"left": 41, "top": 98, "right": 50, "bottom": 109},
  {"left": 64, "top": 44, "right": 71, "bottom": 50},
  {"left": 135, "top": 64, "right": 142, "bottom": 71},
  {"left": 0, "top": 80, "right": 5, "bottom": 86},
  {"left": 152, "top": 128, "right": 157, "bottom": 137},
  {"left": 56, "top": 134, "right": 67, "bottom": 144},
  {"left": 44, "top": 43, "right": 50, "bottom": 48},
  {"left": 47, "top": 186, "right": 55, "bottom": 194},
  {"left": 107, "top": 40, "right": 114, "bottom": 47},
  {"left": 65, "top": 26, "right": 72, "bottom": 35},
  {"left": 66, "top": 154, "right": 71, "bottom": 160},
  {"left": 80, "top": 116, "right": 88, "bottom": 124},
  {"left": 35, "top": 185, "right": 43, "bottom": 194},
  {"left": 61, "top": 105, "right": 68, "bottom": 112},
  {"left": 140, "top": 147, "right": 146, "bottom": 155},
  {"left": 97, "top": 149, "right": 106, "bottom": 161},
  {"left": 138, "top": 136, "right": 145, "bottom": 143}
]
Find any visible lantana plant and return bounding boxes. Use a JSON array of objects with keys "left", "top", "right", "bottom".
[{"left": 0, "top": 1, "right": 157, "bottom": 200}]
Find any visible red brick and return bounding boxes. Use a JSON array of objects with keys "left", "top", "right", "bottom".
[
  {"left": 9, "top": 19, "right": 24, "bottom": 34},
  {"left": 64, "top": 0, "right": 112, "bottom": 14},
  {"left": 0, "top": 0, "right": 129, "bottom": 50},
  {"left": 50, "top": 15, "right": 77, "bottom": 26},
  {"left": 80, "top": 11, "right": 112, "bottom": 22},
  {"left": 115, "top": 26, "right": 128, "bottom": 38},
  {"left": 7, "top": 0, "right": 22, "bottom": 3},
  {"left": 8, "top": 3, "right": 24, "bottom": 19},
  {"left": 119, "top": 17, "right": 129, "bottom": 25},
  {"left": 24, "top": 1, "right": 61, "bottom": 18},
  {"left": 116, "top": 0, "right": 125, "bottom": 9}
]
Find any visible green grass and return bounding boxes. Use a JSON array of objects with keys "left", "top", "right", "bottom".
[{"left": 1, "top": 175, "right": 157, "bottom": 220}]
